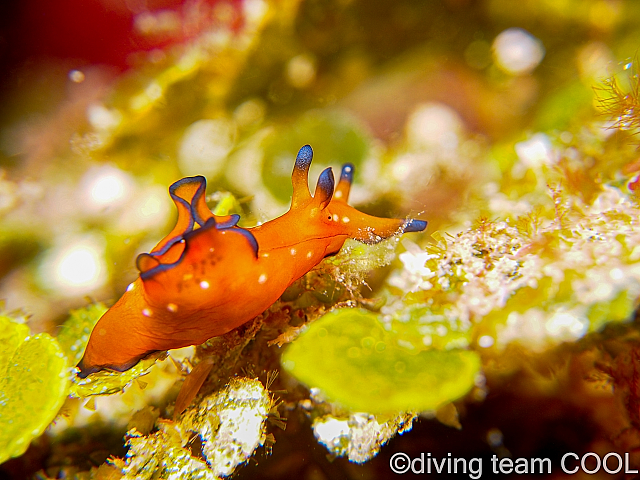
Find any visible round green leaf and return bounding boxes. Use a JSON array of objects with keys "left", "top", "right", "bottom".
[
  {"left": 282, "top": 309, "right": 480, "bottom": 414},
  {"left": 0, "top": 330, "right": 69, "bottom": 464}
]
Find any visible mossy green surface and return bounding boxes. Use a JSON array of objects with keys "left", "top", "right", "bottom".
[
  {"left": 282, "top": 309, "right": 480, "bottom": 414},
  {"left": 0, "top": 317, "right": 69, "bottom": 464},
  {"left": 57, "top": 303, "right": 108, "bottom": 366}
]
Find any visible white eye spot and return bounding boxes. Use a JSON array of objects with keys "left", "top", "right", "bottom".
[
  {"left": 342, "top": 217, "right": 350, "bottom": 223},
  {"left": 333, "top": 214, "right": 339, "bottom": 222},
  {"left": 126, "top": 282, "right": 135, "bottom": 292},
  {"left": 258, "top": 273, "right": 268, "bottom": 284},
  {"left": 307, "top": 251, "right": 313, "bottom": 259},
  {"left": 142, "top": 308, "right": 153, "bottom": 317},
  {"left": 290, "top": 248, "right": 297, "bottom": 256},
  {"left": 167, "top": 303, "right": 178, "bottom": 313},
  {"left": 200, "top": 280, "right": 210, "bottom": 289}
]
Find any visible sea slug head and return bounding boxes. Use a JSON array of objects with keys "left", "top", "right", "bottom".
[{"left": 287, "top": 145, "right": 427, "bottom": 245}]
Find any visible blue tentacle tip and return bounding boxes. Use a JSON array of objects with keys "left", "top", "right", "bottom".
[
  {"left": 295, "top": 145, "right": 313, "bottom": 170},
  {"left": 403, "top": 219, "right": 428, "bottom": 233},
  {"left": 340, "top": 163, "right": 354, "bottom": 183},
  {"left": 317, "top": 167, "right": 335, "bottom": 197}
]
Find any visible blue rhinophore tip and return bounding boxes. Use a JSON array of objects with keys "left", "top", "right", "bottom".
[
  {"left": 316, "top": 167, "right": 335, "bottom": 197},
  {"left": 295, "top": 145, "right": 313, "bottom": 170},
  {"left": 403, "top": 219, "right": 428, "bottom": 233},
  {"left": 340, "top": 163, "right": 354, "bottom": 183}
]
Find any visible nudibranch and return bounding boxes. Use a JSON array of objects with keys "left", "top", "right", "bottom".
[{"left": 77, "top": 145, "right": 427, "bottom": 377}]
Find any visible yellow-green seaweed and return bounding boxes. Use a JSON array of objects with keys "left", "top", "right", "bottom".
[
  {"left": 0, "top": 317, "right": 69, "bottom": 464},
  {"left": 57, "top": 302, "right": 109, "bottom": 366},
  {"left": 282, "top": 308, "right": 480, "bottom": 414}
]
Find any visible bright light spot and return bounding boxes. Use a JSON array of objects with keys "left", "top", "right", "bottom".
[
  {"left": 406, "top": 103, "right": 463, "bottom": 151},
  {"left": 478, "top": 335, "right": 494, "bottom": 348},
  {"left": 515, "top": 133, "right": 554, "bottom": 169},
  {"left": 142, "top": 308, "right": 153, "bottom": 317},
  {"left": 286, "top": 54, "right": 317, "bottom": 89},
  {"left": 233, "top": 99, "right": 266, "bottom": 127},
  {"left": 80, "top": 165, "right": 134, "bottom": 213},
  {"left": 69, "top": 70, "right": 85, "bottom": 83},
  {"left": 138, "top": 191, "right": 163, "bottom": 218},
  {"left": 41, "top": 235, "right": 108, "bottom": 296},
  {"left": 200, "top": 280, "right": 210, "bottom": 289},
  {"left": 243, "top": 0, "right": 268, "bottom": 22},
  {"left": 258, "top": 274, "right": 267, "bottom": 284},
  {"left": 610, "top": 268, "right": 624, "bottom": 281},
  {"left": 487, "top": 428, "right": 503, "bottom": 447},
  {"left": 576, "top": 42, "right": 614, "bottom": 80},
  {"left": 546, "top": 311, "right": 587, "bottom": 339},
  {"left": 145, "top": 82, "right": 163, "bottom": 100},
  {"left": 87, "top": 103, "right": 122, "bottom": 131},
  {"left": 178, "top": 119, "right": 236, "bottom": 177},
  {"left": 134, "top": 10, "right": 181, "bottom": 36},
  {"left": 117, "top": 185, "right": 172, "bottom": 234},
  {"left": 492, "top": 28, "right": 545, "bottom": 75}
]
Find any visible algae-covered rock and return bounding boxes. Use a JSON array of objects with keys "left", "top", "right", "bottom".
[
  {"left": 312, "top": 412, "right": 416, "bottom": 463},
  {"left": 117, "top": 377, "right": 271, "bottom": 479},
  {"left": 282, "top": 308, "right": 481, "bottom": 414},
  {"left": 0, "top": 316, "right": 69, "bottom": 464}
]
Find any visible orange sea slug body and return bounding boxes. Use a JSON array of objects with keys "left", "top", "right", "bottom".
[{"left": 77, "top": 145, "right": 427, "bottom": 377}]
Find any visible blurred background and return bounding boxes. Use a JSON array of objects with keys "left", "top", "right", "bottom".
[
  {"left": 1, "top": 0, "right": 636, "bottom": 334},
  {"left": 1, "top": 0, "right": 640, "bottom": 477}
]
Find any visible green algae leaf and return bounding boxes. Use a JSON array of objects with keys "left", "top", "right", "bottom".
[
  {"left": 282, "top": 309, "right": 480, "bottom": 414},
  {"left": 69, "top": 351, "right": 166, "bottom": 398},
  {"left": 0, "top": 324, "right": 69, "bottom": 464},
  {"left": 0, "top": 316, "right": 30, "bottom": 370},
  {"left": 57, "top": 303, "right": 108, "bottom": 366}
]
